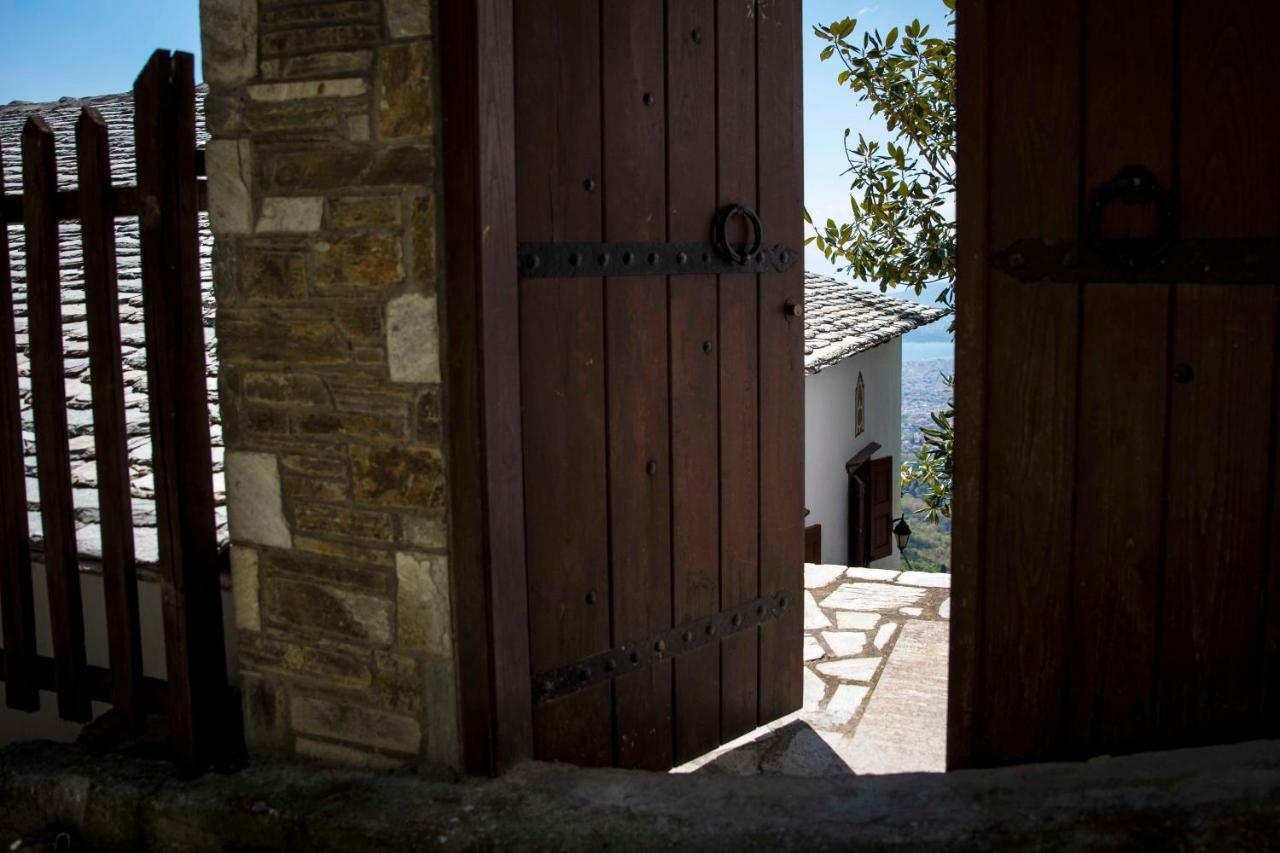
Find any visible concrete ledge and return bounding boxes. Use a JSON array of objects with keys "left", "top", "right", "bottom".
[{"left": 2, "top": 739, "right": 1280, "bottom": 850}]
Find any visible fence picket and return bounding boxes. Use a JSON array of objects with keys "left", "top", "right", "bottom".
[
  {"left": 134, "top": 49, "right": 230, "bottom": 767},
  {"left": 0, "top": 137, "right": 39, "bottom": 712},
  {"left": 21, "top": 116, "right": 90, "bottom": 723},
  {"left": 77, "top": 107, "right": 145, "bottom": 728}
]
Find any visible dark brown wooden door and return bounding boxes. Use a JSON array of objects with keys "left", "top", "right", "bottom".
[
  {"left": 511, "top": 0, "right": 803, "bottom": 770},
  {"left": 954, "top": 0, "right": 1280, "bottom": 769},
  {"left": 868, "top": 456, "right": 894, "bottom": 561}
]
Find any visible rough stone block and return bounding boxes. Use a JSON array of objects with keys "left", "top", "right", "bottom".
[
  {"left": 260, "top": 50, "right": 373, "bottom": 81},
  {"left": 415, "top": 386, "right": 440, "bottom": 444},
  {"left": 395, "top": 551, "right": 451, "bottom": 655},
  {"left": 315, "top": 234, "right": 404, "bottom": 294},
  {"left": 372, "top": 650, "right": 423, "bottom": 715},
  {"left": 262, "top": 549, "right": 389, "bottom": 592},
  {"left": 244, "top": 100, "right": 346, "bottom": 138},
  {"left": 205, "top": 139, "right": 253, "bottom": 235},
  {"left": 263, "top": 576, "right": 393, "bottom": 644},
  {"left": 280, "top": 453, "right": 349, "bottom": 481},
  {"left": 423, "top": 659, "right": 461, "bottom": 769},
  {"left": 295, "top": 737, "right": 406, "bottom": 770},
  {"left": 240, "top": 249, "right": 308, "bottom": 301},
  {"left": 226, "top": 451, "right": 292, "bottom": 548},
  {"left": 244, "top": 372, "right": 331, "bottom": 408},
  {"left": 201, "top": 0, "right": 257, "bottom": 86},
  {"left": 290, "top": 695, "right": 421, "bottom": 754},
  {"left": 260, "top": 1, "right": 378, "bottom": 29},
  {"left": 267, "top": 145, "right": 432, "bottom": 192},
  {"left": 378, "top": 41, "right": 433, "bottom": 141},
  {"left": 248, "top": 78, "right": 368, "bottom": 102},
  {"left": 400, "top": 514, "right": 446, "bottom": 551},
  {"left": 239, "top": 631, "right": 372, "bottom": 689},
  {"left": 240, "top": 672, "right": 290, "bottom": 751},
  {"left": 410, "top": 194, "right": 436, "bottom": 292},
  {"left": 294, "top": 503, "right": 393, "bottom": 543},
  {"left": 386, "top": 0, "right": 432, "bottom": 38},
  {"left": 261, "top": 24, "right": 381, "bottom": 58},
  {"left": 330, "top": 384, "right": 413, "bottom": 416},
  {"left": 257, "top": 196, "right": 324, "bottom": 233},
  {"left": 218, "top": 310, "right": 353, "bottom": 367},
  {"left": 295, "top": 410, "right": 408, "bottom": 443},
  {"left": 329, "top": 195, "right": 402, "bottom": 230},
  {"left": 351, "top": 444, "right": 445, "bottom": 510},
  {"left": 282, "top": 473, "right": 351, "bottom": 503},
  {"left": 230, "top": 546, "right": 262, "bottom": 632},
  {"left": 292, "top": 536, "right": 394, "bottom": 568},
  {"left": 386, "top": 293, "right": 439, "bottom": 383}
]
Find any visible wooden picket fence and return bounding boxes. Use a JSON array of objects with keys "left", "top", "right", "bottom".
[{"left": 0, "top": 50, "right": 234, "bottom": 768}]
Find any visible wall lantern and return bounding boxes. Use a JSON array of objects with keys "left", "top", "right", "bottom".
[{"left": 892, "top": 515, "right": 912, "bottom": 552}]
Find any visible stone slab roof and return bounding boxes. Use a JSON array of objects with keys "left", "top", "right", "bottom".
[
  {"left": 1, "top": 87, "right": 225, "bottom": 567},
  {"left": 804, "top": 272, "right": 949, "bottom": 376}
]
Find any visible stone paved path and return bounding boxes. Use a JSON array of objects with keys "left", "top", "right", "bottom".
[{"left": 673, "top": 563, "right": 950, "bottom": 776}]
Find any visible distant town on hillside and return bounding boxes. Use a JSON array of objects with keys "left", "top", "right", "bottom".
[{"left": 901, "top": 358, "right": 953, "bottom": 572}]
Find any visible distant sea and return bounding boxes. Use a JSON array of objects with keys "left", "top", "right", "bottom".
[{"left": 903, "top": 340, "right": 954, "bottom": 362}]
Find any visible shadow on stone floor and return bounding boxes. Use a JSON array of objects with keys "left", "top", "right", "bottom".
[{"left": 687, "top": 718, "right": 856, "bottom": 777}]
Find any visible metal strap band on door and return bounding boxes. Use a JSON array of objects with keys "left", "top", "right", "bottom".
[
  {"left": 993, "top": 165, "right": 1280, "bottom": 284},
  {"left": 517, "top": 204, "right": 801, "bottom": 279},
  {"left": 532, "top": 590, "right": 792, "bottom": 705}
]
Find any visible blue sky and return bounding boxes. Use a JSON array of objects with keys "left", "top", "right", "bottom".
[
  {"left": 0, "top": 1, "right": 202, "bottom": 104},
  {"left": 0, "top": 0, "right": 952, "bottom": 349}
]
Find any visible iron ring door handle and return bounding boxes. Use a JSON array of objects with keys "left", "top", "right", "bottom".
[
  {"left": 1086, "top": 165, "right": 1179, "bottom": 270},
  {"left": 714, "top": 204, "right": 764, "bottom": 265}
]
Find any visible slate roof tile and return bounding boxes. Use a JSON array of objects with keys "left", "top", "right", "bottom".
[{"left": 804, "top": 272, "right": 949, "bottom": 375}]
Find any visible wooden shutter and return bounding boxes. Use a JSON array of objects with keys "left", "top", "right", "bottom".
[
  {"left": 804, "top": 524, "right": 822, "bottom": 564},
  {"left": 869, "top": 456, "right": 894, "bottom": 561}
]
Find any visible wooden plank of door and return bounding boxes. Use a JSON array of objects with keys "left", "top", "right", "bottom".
[
  {"left": 1159, "top": 0, "right": 1280, "bottom": 744},
  {"left": 77, "top": 107, "right": 145, "bottom": 727},
  {"left": 666, "top": 0, "right": 722, "bottom": 765},
  {"left": 514, "top": 0, "right": 614, "bottom": 766},
  {"left": 948, "top": 0, "right": 989, "bottom": 770},
  {"left": 716, "top": 0, "right": 762, "bottom": 742},
  {"left": 0, "top": 136, "right": 39, "bottom": 712},
  {"left": 1066, "top": 0, "right": 1175, "bottom": 757},
  {"left": 22, "top": 117, "right": 91, "bottom": 723},
  {"left": 439, "top": 0, "right": 532, "bottom": 775},
  {"left": 973, "top": 0, "right": 1081, "bottom": 765},
  {"left": 756, "top": 0, "right": 804, "bottom": 725},
  {"left": 602, "top": 0, "right": 674, "bottom": 771}
]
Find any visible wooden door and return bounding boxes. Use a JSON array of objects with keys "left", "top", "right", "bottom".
[
  {"left": 954, "top": 0, "right": 1280, "bottom": 768},
  {"left": 511, "top": 0, "right": 804, "bottom": 769}
]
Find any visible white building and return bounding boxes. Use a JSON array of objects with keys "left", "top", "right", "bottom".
[{"left": 803, "top": 273, "right": 946, "bottom": 570}]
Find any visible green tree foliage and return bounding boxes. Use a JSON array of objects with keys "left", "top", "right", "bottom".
[{"left": 811, "top": 2, "right": 956, "bottom": 519}]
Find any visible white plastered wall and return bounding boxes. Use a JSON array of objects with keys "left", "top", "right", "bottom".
[{"left": 803, "top": 337, "right": 902, "bottom": 569}]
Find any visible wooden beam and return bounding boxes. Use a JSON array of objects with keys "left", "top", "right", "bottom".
[
  {"left": 78, "top": 106, "right": 146, "bottom": 729},
  {"left": 0, "top": 135, "right": 39, "bottom": 713},
  {"left": 439, "top": 0, "right": 533, "bottom": 775},
  {"left": 23, "top": 116, "right": 91, "bottom": 723}
]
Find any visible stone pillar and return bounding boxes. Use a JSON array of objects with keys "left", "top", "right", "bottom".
[{"left": 201, "top": 0, "right": 458, "bottom": 773}]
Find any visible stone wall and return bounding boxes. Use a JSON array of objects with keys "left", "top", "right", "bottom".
[{"left": 200, "top": 0, "right": 457, "bottom": 772}]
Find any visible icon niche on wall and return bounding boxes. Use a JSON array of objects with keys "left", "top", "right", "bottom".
[{"left": 855, "top": 372, "right": 865, "bottom": 437}]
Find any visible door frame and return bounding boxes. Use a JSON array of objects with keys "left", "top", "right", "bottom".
[{"left": 439, "top": 0, "right": 533, "bottom": 775}]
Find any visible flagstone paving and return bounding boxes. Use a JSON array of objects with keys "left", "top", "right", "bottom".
[{"left": 673, "top": 563, "right": 950, "bottom": 777}]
